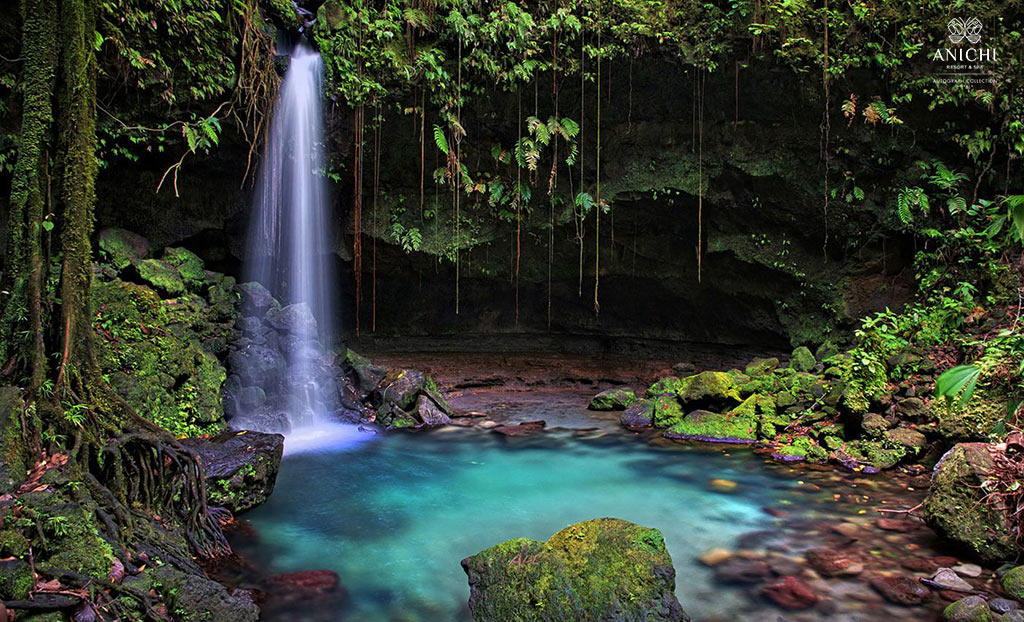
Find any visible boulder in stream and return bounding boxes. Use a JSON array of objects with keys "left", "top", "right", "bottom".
[
  {"left": 462, "top": 517, "right": 687, "bottom": 622},
  {"left": 923, "top": 443, "right": 1017, "bottom": 563},
  {"left": 183, "top": 430, "right": 284, "bottom": 513}
]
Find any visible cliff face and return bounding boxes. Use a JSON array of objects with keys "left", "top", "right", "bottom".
[{"left": 94, "top": 59, "right": 923, "bottom": 349}]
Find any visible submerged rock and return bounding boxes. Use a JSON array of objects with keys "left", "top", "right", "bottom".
[
  {"left": 462, "top": 517, "right": 687, "bottom": 622},
  {"left": 588, "top": 388, "right": 636, "bottom": 411},
  {"left": 760, "top": 575, "right": 820, "bottom": 610},
  {"left": 869, "top": 574, "right": 931, "bottom": 605},
  {"left": 923, "top": 443, "right": 1017, "bottom": 563},
  {"left": 183, "top": 430, "right": 284, "bottom": 513}
]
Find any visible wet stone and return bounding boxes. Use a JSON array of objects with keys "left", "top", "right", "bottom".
[
  {"left": 760, "top": 576, "right": 821, "bottom": 610},
  {"left": 869, "top": 574, "right": 931, "bottom": 606}
]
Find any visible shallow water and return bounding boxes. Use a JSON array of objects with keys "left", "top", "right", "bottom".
[
  {"left": 234, "top": 381, "right": 953, "bottom": 622},
  {"left": 243, "top": 427, "right": 806, "bottom": 621}
]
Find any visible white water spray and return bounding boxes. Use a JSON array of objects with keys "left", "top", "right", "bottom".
[{"left": 238, "top": 41, "right": 337, "bottom": 432}]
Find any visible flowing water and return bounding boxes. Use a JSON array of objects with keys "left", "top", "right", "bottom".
[
  {"left": 234, "top": 390, "right": 946, "bottom": 622},
  {"left": 236, "top": 41, "right": 337, "bottom": 430}
]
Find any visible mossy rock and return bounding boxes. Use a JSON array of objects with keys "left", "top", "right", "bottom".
[
  {"left": 462, "top": 518, "right": 688, "bottom": 622},
  {"left": 589, "top": 389, "right": 636, "bottom": 411},
  {"left": 183, "top": 430, "right": 284, "bottom": 514},
  {"left": 846, "top": 439, "right": 908, "bottom": 470},
  {"left": 345, "top": 348, "right": 386, "bottom": 393},
  {"left": 0, "top": 558, "right": 33, "bottom": 600},
  {"left": 789, "top": 346, "right": 816, "bottom": 372},
  {"left": 98, "top": 227, "right": 151, "bottom": 270},
  {"left": 92, "top": 279, "right": 230, "bottom": 438},
  {"left": 663, "top": 408, "right": 758, "bottom": 444},
  {"left": 650, "top": 395, "right": 685, "bottom": 428},
  {"left": 162, "top": 247, "right": 207, "bottom": 291},
  {"left": 0, "top": 530, "right": 29, "bottom": 558},
  {"left": 1003, "top": 566, "right": 1024, "bottom": 599},
  {"left": 135, "top": 258, "right": 187, "bottom": 296},
  {"left": 745, "top": 357, "right": 779, "bottom": 377},
  {"left": 936, "top": 399, "right": 1005, "bottom": 443},
  {"left": 648, "top": 371, "right": 739, "bottom": 410},
  {"left": 923, "top": 443, "right": 1017, "bottom": 563},
  {"left": 943, "top": 595, "right": 992, "bottom": 622},
  {"left": 152, "top": 566, "right": 259, "bottom": 622},
  {"left": 772, "top": 435, "right": 828, "bottom": 462}
]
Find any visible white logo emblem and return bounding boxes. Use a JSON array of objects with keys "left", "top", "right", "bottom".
[{"left": 947, "top": 17, "right": 982, "bottom": 45}]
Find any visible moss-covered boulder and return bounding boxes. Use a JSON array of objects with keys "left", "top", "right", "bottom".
[
  {"left": 344, "top": 348, "right": 387, "bottom": 394},
  {"left": 373, "top": 369, "right": 452, "bottom": 429},
  {"left": 589, "top": 389, "right": 636, "bottom": 411},
  {"left": 93, "top": 279, "right": 230, "bottom": 438},
  {"left": 943, "top": 595, "right": 992, "bottom": 622},
  {"left": 162, "top": 246, "right": 207, "bottom": 291},
  {"left": 936, "top": 399, "right": 1006, "bottom": 442},
  {"left": 462, "top": 518, "right": 687, "bottom": 622},
  {"left": 745, "top": 357, "right": 779, "bottom": 377},
  {"left": 151, "top": 565, "right": 259, "bottom": 622},
  {"left": 98, "top": 226, "right": 151, "bottom": 270},
  {"left": 621, "top": 399, "right": 654, "bottom": 428},
  {"left": 648, "top": 371, "right": 740, "bottom": 409},
  {"left": 1002, "top": 565, "right": 1024, "bottom": 599},
  {"left": 183, "top": 430, "right": 284, "bottom": 513},
  {"left": 135, "top": 258, "right": 187, "bottom": 296},
  {"left": 662, "top": 408, "right": 758, "bottom": 443},
  {"left": 789, "top": 346, "right": 816, "bottom": 372},
  {"left": 923, "top": 443, "right": 1017, "bottom": 562}
]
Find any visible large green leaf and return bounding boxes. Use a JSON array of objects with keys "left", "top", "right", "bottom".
[{"left": 935, "top": 364, "right": 981, "bottom": 405}]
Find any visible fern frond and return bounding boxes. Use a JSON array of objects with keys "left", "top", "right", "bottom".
[{"left": 433, "top": 125, "right": 449, "bottom": 155}]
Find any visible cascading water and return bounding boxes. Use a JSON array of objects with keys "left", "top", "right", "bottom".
[{"left": 230, "top": 41, "right": 343, "bottom": 438}]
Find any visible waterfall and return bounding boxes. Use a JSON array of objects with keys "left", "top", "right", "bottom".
[{"left": 232, "top": 41, "right": 339, "bottom": 434}]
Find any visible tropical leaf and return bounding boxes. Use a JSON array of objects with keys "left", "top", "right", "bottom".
[{"left": 935, "top": 365, "right": 982, "bottom": 405}]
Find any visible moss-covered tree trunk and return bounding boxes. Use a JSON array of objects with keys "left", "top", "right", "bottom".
[
  {"left": 1, "top": 0, "right": 229, "bottom": 567},
  {"left": 0, "top": 0, "right": 57, "bottom": 396},
  {"left": 55, "top": 0, "right": 99, "bottom": 400}
]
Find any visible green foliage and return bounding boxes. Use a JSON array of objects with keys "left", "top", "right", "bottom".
[{"left": 936, "top": 365, "right": 982, "bottom": 406}]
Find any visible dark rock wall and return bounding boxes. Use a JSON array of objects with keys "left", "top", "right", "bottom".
[{"left": 93, "top": 59, "right": 922, "bottom": 349}]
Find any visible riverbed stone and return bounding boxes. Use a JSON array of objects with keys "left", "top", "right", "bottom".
[
  {"left": 923, "top": 444, "right": 1017, "bottom": 563},
  {"left": 462, "top": 518, "right": 687, "bottom": 622},
  {"left": 415, "top": 394, "right": 452, "bottom": 426},
  {"left": 182, "top": 430, "right": 284, "bottom": 513},
  {"left": 943, "top": 595, "right": 992, "bottom": 622},
  {"left": 620, "top": 399, "right": 654, "bottom": 427},
  {"left": 589, "top": 388, "right": 636, "bottom": 411},
  {"left": 869, "top": 574, "right": 931, "bottom": 605},
  {"left": 988, "top": 598, "right": 1019, "bottom": 614},
  {"left": 760, "top": 575, "right": 820, "bottom": 610}
]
